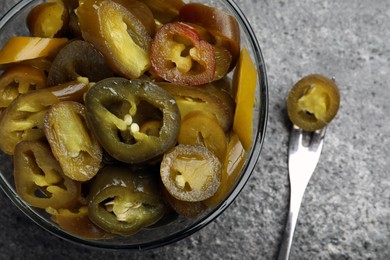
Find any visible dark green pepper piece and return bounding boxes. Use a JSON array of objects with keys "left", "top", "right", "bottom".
[
  {"left": 87, "top": 165, "right": 167, "bottom": 236},
  {"left": 47, "top": 40, "right": 114, "bottom": 86},
  {"left": 84, "top": 77, "right": 180, "bottom": 164}
]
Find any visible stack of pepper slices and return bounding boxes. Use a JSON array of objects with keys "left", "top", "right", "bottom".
[{"left": 0, "top": 0, "right": 258, "bottom": 238}]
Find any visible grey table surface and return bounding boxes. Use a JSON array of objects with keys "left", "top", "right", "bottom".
[{"left": 1, "top": 0, "right": 390, "bottom": 259}]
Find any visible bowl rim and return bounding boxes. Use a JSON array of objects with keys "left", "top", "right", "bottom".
[{"left": 0, "top": 0, "right": 269, "bottom": 250}]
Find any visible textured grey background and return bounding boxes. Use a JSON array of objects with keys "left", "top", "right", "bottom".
[{"left": 1, "top": 0, "right": 390, "bottom": 259}]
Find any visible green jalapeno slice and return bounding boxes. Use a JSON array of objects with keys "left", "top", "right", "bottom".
[
  {"left": 84, "top": 77, "right": 180, "bottom": 164},
  {"left": 47, "top": 40, "right": 114, "bottom": 86},
  {"left": 87, "top": 165, "right": 167, "bottom": 236}
]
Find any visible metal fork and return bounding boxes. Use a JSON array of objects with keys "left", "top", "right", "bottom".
[{"left": 277, "top": 125, "right": 327, "bottom": 260}]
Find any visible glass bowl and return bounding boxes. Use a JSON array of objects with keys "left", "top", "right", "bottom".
[{"left": 0, "top": 0, "right": 268, "bottom": 250}]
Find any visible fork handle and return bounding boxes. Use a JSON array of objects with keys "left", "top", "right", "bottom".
[{"left": 277, "top": 187, "right": 306, "bottom": 260}]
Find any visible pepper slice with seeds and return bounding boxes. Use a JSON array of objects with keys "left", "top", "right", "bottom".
[
  {"left": 88, "top": 165, "right": 167, "bottom": 236},
  {"left": 160, "top": 144, "right": 222, "bottom": 202},
  {"left": 84, "top": 77, "right": 180, "bottom": 164},
  {"left": 287, "top": 74, "right": 340, "bottom": 131},
  {"left": 44, "top": 101, "right": 103, "bottom": 182}
]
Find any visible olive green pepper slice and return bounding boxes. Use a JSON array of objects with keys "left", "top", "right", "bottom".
[
  {"left": 13, "top": 140, "right": 81, "bottom": 209},
  {"left": 47, "top": 40, "right": 114, "bottom": 86},
  {"left": 88, "top": 165, "right": 167, "bottom": 236},
  {"left": 84, "top": 77, "right": 180, "bottom": 164},
  {"left": 44, "top": 101, "right": 103, "bottom": 181},
  {"left": 287, "top": 74, "right": 340, "bottom": 131}
]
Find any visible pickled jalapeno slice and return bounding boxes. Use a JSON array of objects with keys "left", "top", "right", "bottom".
[
  {"left": 87, "top": 165, "right": 167, "bottom": 236},
  {"left": 77, "top": 0, "right": 155, "bottom": 79},
  {"left": 287, "top": 74, "right": 340, "bottom": 131},
  {"left": 179, "top": 3, "right": 240, "bottom": 70},
  {"left": 0, "top": 64, "right": 47, "bottom": 108},
  {"left": 47, "top": 206, "right": 114, "bottom": 240},
  {"left": 150, "top": 22, "right": 231, "bottom": 85},
  {"left": 13, "top": 140, "right": 81, "bottom": 209},
  {"left": 47, "top": 40, "right": 114, "bottom": 86},
  {"left": 178, "top": 111, "right": 227, "bottom": 163},
  {"left": 160, "top": 144, "right": 222, "bottom": 202},
  {"left": 0, "top": 36, "right": 68, "bottom": 67},
  {"left": 26, "top": 0, "right": 69, "bottom": 38},
  {"left": 0, "top": 78, "right": 90, "bottom": 155},
  {"left": 158, "top": 82, "right": 235, "bottom": 132},
  {"left": 84, "top": 77, "right": 180, "bottom": 164},
  {"left": 44, "top": 101, "right": 103, "bottom": 181}
]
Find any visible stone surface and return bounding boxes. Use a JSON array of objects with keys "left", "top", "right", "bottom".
[{"left": 1, "top": 0, "right": 390, "bottom": 259}]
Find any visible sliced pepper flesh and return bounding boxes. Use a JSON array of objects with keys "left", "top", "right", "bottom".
[
  {"left": 151, "top": 22, "right": 218, "bottom": 85},
  {"left": 178, "top": 111, "right": 227, "bottom": 163},
  {"left": 160, "top": 144, "right": 222, "bottom": 202},
  {"left": 77, "top": 0, "right": 154, "bottom": 79},
  {"left": 287, "top": 74, "right": 340, "bottom": 131},
  {"left": 232, "top": 48, "right": 257, "bottom": 151},
  {"left": 179, "top": 3, "right": 240, "bottom": 70},
  {"left": 139, "top": 0, "right": 184, "bottom": 24},
  {"left": 0, "top": 64, "right": 47, "bottom": 108},
  {"left": 47, "top": 40, "right": 114, "bottom": 86},
  {"left": 0, "top": 36, "right": 68, "bottom": 66},
  {"left": 47, "top": 206, "right": 114, "bottom": 240},
  {"left": 44, "top": 101, "right": 103, "bottom": 181},
  {"left": 203, "top": 133, "right": 247, "bottom": 206},
  {"left": 26, "top": 0, "right": 69, "bottom": 38},
  {"left": 87, "top": 165, "right": 167, "bottom": 236},
  {"left": 0, "top": 90, "right": 59, "bottom": 154},
  {"left": 13, "top": 140, "right": 81, "bottom": 209},
  {"left": 158, "top": 82, "right": 235, "bottom": 132},
  {"left": 0, "top": 78, "right": 90, "bottom": 155},
  {"left": 84, "top": 78, "right": 180, "bottom": 164}
]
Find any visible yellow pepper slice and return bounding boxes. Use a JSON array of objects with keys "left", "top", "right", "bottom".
[
  {"left": 26, "top": 0, "right": 69, "bottom": 38},
  {"left": 178, "top": 111, "right": 227, "bottom": 163},
  {"left": 203, "top": 133, "right": 246, "bottom": 206},
  {"left": 46, "top": 206, "right": 114, "bottom": 240},
  {"left": 232, "top": 48, "right": 257, "bottom": 151},
  {"left": 0, "top": 36, "right": 68, "bottom": 66},
  {"left": 0, "top": 64, "right": 47, "bottom": 108},
  {"left": 77, "top": 0, "right": 154, "bottom": 79}
]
